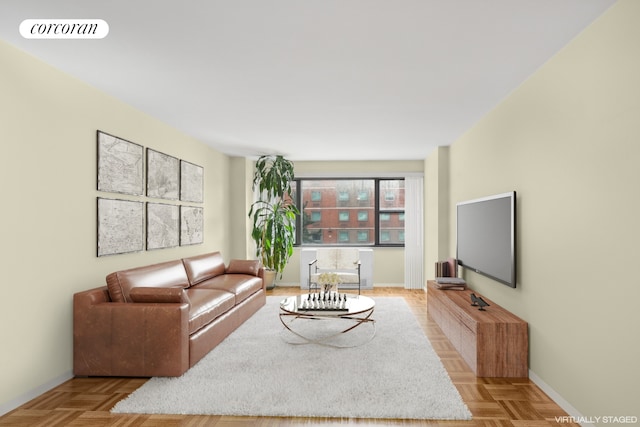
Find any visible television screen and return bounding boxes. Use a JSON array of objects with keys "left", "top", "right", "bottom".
[{"left": 456, "top": 191, "right": 516, "bottom": 288}]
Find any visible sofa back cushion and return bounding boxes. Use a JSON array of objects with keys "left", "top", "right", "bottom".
[
  {"left": 106, "top": 260, "right": 190, "bottom": 303},
  {"left": 182, "top": 252, "right": 226, "bottom": 286}
]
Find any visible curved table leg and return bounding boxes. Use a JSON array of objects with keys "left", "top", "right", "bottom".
[{"left": 279, "top": 309, "right": 376, "bottom": 347}]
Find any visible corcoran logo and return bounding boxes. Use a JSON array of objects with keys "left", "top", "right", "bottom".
[{"left": 19, "top": 19, "right": 109, "bottom": 39}]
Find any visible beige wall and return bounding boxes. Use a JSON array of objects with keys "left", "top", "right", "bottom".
[
  {"left": 0, "top": 40, "right": 231, "bottom": 411},
  {"left": 427, "top": 0, "right": 639, "bottom": 420},
  {"left": 293, "top": 160, "right": 424, "bottom": 176},
  {"left": 424, "top": 146, "right": 450, "bottom": 280},
  {"left": 229, "top": 157, "right": 254, "bottom": 260}
]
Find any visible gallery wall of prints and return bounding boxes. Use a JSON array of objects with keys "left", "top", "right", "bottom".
[{"left": 96, "top": 130, "right": 204, "bottom": 257}]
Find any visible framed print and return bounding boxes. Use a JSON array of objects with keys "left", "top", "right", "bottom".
[
  {"left": 180, "top": 205, "right": 203, "bottom": 246},
  {"left": 97, "top": 131, "right": 144, "bottom": 195},
  {"left": 97, "top": 198, "right": 144, "bottom": 256},
  {"left": 147, "top": 149, "right": 179, "bottom": 200},
  {"left": 147, "top": 203, "right": 180, "bottom": 250},
  {"left": 180, "top": 160, "right": 204, "bottom": 203}
]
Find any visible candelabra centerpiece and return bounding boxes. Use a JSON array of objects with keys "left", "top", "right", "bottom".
[{"left": 318, "top": 272, "right": 341, "bottom": 294}]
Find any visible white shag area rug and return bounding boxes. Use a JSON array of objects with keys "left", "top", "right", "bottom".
[{"left": 111, "top": 296, "right": 471, "bottom": 420}]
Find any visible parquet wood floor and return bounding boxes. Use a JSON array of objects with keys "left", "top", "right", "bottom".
[{"left": 0, "top": 287, "right": 577, "bottom": 427}]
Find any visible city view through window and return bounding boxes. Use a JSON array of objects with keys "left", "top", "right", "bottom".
[{"left": 294, "top": 179, "right": 405, "bottom": 246}]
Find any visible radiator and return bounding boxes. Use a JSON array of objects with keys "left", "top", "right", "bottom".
[{"left": 299, "top": 248, "right": 373, "bottom": 291}]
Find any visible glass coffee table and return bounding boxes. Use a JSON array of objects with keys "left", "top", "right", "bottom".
[{"left": 279, "top": 292, "right": 375, "bottom": 347}]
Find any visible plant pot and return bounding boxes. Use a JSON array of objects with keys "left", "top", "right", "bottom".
[{"left": 263, "top": 269, "right": 277, "bottom": 290}]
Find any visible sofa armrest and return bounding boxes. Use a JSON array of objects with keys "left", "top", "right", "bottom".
[{"left": 73, "top": 286, "right": 190, "bottom": 377}]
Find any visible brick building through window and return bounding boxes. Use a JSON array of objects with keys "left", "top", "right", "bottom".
[{"left": 294, "top": 179, "right": 404, "bottom": 246}]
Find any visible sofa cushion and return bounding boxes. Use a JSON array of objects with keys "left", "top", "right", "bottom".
[
  {"left": 195, "top": 274, "right": 263, "bottom": 304},
  {"left": 226, "top": 259, "right": 261, "bottom": 276},
  {"left": 185, "top": 288, "right": 235, "bottom": 334},
  {"left": 182, "top": 252, "right": 226, "bottom": 286},
  {"left": 129, "top": 287, "right": 190, "bottom": 304},
  {"left": 106, "top": 260, "right": 190, "bottom": 303}
]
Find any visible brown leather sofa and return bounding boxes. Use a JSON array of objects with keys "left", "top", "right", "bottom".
[{"left": 73, "top": 252, "right": 265, "bottom": 377}]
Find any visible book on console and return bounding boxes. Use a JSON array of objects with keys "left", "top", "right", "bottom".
[
  {"left": 435, "top": 258, "right": 459, "bottom": 279},
  {"left": 446, "top": 257, "right": 458, "bottom": 278},
  {"left": 435, "top": 277, "right": 467, "bottom": 290},
  {"left": 436, "top": 277, "right": 466, "bottom": 285},
  {"left": 435, "top": 284, "right": 467, "bottom": 291}
]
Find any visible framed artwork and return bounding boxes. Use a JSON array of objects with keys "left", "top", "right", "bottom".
[
  {"left": 147, "top": 203, "right": 180, "bottom": 250},
  {"left": 180, "top": 205, "right": 203, "bottom": 246},
  {"left": 147, "top": 149, "right": 179, "bottom": 200},
  {"left": 97, "top": 131, "right": 144, "bottom": 195},
  {"left": 180, "top": 160, "right": 204, "bottom": 203},
  {"left": 97, "top": 198, "right": 144, "bottom": 256}
]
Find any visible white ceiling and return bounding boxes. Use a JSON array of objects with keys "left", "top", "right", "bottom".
[{"left": 1, "top": 0, "right": 616, "bottom": 161}]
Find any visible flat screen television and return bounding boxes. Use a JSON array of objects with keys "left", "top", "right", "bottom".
[{"left": 456, "top": 191, "right": 516, "bottom": 288}]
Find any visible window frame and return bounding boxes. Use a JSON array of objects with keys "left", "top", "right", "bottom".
[{"left": 293, "top": 177, "right": 405, "bottom": 247}]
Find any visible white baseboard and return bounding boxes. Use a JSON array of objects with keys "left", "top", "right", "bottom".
[
  {"left": 0, "top": 370, "right": 73, "bottom": 416},
  {"left": 529, "top": 370, "right": 594, "bottom": 427},
  {"left": 374, "top": 283, "right": 405, "bottom": 288},
  {"left": 275, "top": 282, "right": 300, "bottom": 287}
]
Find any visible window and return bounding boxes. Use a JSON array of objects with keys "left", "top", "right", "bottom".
[
  {"left": 378, "top": 180, "right": 405, "bottom": 245},
  {"left": 295, "top": 178, "right": 404, "bottom": 246},
  {"left": 357, "top": 230, "right": 369, "bottom": 242},
  {"left": 308, "top": 231, "right": 322, "bottom": 242}
]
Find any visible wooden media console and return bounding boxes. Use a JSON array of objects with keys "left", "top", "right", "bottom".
[{"left": 427, "top": 281, "right": 528, "bottom": 377}]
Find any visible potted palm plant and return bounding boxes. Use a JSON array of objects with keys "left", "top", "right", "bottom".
[{"left": 248, "top": 155, "right": 299, "bottom": 289}]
